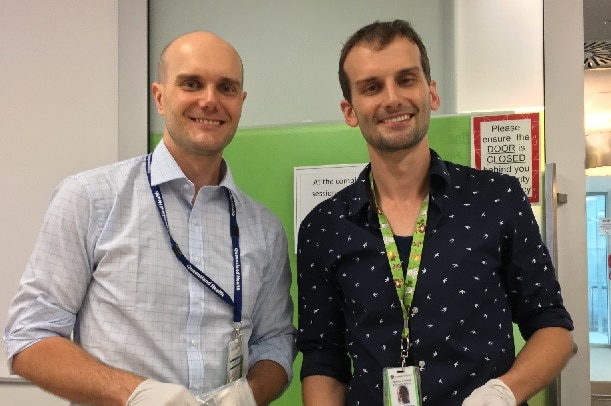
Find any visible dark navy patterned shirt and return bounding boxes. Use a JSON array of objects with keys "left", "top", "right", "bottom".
[{"left": 296, "top": 149, "right": 573, "bottom": 406}]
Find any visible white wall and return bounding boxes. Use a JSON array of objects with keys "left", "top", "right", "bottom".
[
  {"left": 118, "top": 0, "right": 148, "bottom": 160},
  {"left": 544, "top": 1, "right": 589, "bottom": 405},
  {"left": 0, "top": 0, "right": 119, "bottom": 404},
  {"left": 147, "top": 0, "right": 451, "bottom": 131},
  {"left": 455, "top": 0, "right": 544, "bottom": 112}
]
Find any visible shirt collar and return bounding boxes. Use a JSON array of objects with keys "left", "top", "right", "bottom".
[
  {"left": 345, "top": 149, "right": 452, "bottom": 219},
  {"left": 149, "top": 140, "right": 244, "bottom": 206}
]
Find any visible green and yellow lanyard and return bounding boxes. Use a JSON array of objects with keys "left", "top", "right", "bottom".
[{"left": 370, "top": 172, "right": 428, "bottom": 367}]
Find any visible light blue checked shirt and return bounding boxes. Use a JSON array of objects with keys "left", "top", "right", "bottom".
[{"left": 4, "top": 141, "right": 296, "bottom": 399}]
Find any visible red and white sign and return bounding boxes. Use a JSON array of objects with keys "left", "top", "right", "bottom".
[{"left": 472, "top": 113, "right": 540, "bottom": 204}]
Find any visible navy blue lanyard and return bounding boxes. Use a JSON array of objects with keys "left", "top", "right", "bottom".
[{"left": 145, "top": 154, "right": 242, "bottom": 323}]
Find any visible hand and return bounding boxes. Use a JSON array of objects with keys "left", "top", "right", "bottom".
[
  {"left": 196, "top": 377, "right": 256, "bottom": 406},
  {"left": 462, "top": 379, "right": 516, "bottom": 406},
  {"left": 126, "top": 379, "right": 201, "bottom": 406}
]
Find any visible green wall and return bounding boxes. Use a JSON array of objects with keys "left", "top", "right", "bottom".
[{"left": 150, "top": 116, "right": 546, "bottom": 406}]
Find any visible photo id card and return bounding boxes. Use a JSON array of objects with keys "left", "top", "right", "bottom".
[
  {"left": 383, "top": 366, "right": 422, "bottom": 406},
  {"left": 226, "top": 337, "right": 244, "bottom": 383}
]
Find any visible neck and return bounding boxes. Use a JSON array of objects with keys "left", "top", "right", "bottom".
[
  {"left": 184, "top": 159, "right": 224, "bottom": 190},
  {"left": 369, "top": 141, "right": 431, "bottom": 236},
  {"left": 369, "top": 140, "right": 431, "bottom": 203},
  {"left": 163, "top": 137, "right": 224, "bottom": 200}
]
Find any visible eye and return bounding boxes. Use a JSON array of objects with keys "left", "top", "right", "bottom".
[
  {"left": 398, "top": 76, "right": 413, "bottom": 86},
  {"left": 219, "top": 83, "right": 238, "bottom": 94},
  {"left": 362, "top": 84, "right": 380, "bottom": 95},
  {"left": 182, "top": 80, "right": 201, "bottom": 90}
]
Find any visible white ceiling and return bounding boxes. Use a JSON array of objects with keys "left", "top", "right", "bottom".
[
  {"left": 584, "top": 0, "right": 611, "bottom": 42},
  {"left": 584, "top": 0, "right": 611, "bottom": 135}
]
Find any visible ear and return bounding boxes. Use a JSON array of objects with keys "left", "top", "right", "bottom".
[
  {"left": 340, "top": 99, "right": 359, "bottom": 128},
  {"left": 151, "top": 82, "right": 164, "bottom": 115},
  {"left": 429, "top": 80, "right": 441, "bottom": 111}
]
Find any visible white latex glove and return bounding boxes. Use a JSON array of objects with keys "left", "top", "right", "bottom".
[
  {"left": 196, "top": 377, "right": 256, "bottom": 406},
  {"left": 462, "top": 379, "right": 516, "bottom": 406},
  {"left": 126, "top": 379, "right": 201, "bottom": 406}
]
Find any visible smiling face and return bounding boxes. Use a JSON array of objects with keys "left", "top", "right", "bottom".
[
  {"left": 152, "top": 31, "right": 246, "bottom": 162},
  {"left": 340, "top": 36, "right": 440, "bottom": 153}
]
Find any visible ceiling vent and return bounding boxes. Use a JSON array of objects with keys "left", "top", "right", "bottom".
[{"left": 585, "top": 40, "right": 611, "bottom": 69}]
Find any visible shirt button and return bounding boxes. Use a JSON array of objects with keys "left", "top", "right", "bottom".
[
  {"left": 191, "top": 340, "right": 196, "bottom": 347},
  {"left": 193, "top": 257, "right": 200, "bottom": 263},
  {"left": 193, "top": 384, "right": 200, "bottom": 390},
  {"left": 183, "top": 183, "right": 190, "bottom": 190}
]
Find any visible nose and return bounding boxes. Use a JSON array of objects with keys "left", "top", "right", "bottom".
[
  {"left": 383, "top": 82, "right": 402, "bottom": 109},
  {"left": 198, "top": 85, "right": 219, "bottom": 109}
]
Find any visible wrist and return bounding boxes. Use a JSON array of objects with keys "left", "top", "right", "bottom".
[
  {"left": 120, "top": 376, "right": 148, "bottom": 406},
  {"left": 496, "top": 376, "right": 521, "bottom": 404}
]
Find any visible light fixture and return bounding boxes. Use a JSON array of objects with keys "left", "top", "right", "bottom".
[{"left": 584, "top": 40, "right": 611, "bottom": 69}]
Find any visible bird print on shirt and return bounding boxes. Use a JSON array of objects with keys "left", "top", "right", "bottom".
[{"left": 297, "top": 155, "right": 572, "bottom": 406}]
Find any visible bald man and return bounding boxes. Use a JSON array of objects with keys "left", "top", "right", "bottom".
[{"left": 5, "top": 31, "right": 295, "bottom": 406}]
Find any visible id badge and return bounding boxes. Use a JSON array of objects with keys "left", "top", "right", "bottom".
[
  {"left": 383, "top": 366, "right": 422, "bottom": 406},
  {"left": 226, "top": 336, "right": 244, "bottom": 383}
]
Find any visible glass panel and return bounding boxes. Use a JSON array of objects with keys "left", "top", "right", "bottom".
[{"left": 587, "top": 193, "right": 610, "bottom": 346}]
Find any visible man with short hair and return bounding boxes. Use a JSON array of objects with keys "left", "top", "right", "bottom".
[
  {"left": 297, "top": 20, "right": 574, "bottom": 406},
  {"left": 5, "top": 31, "right": 295, "bottom": 406}
]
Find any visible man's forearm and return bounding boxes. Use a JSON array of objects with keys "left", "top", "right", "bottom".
[
  {"left": 499, "top": 327, "right": 574, "bottom": 404},
  {"left": 246, "top": 359, "right": 289, "bottom": 405},
  {"left": 12, "top": 336, "right": 144, "bottom": 406},
  {"left": 302, "top": 375, "right": 347, "bottom": 406}
]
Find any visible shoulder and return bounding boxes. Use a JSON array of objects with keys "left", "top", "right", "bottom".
[
  {"left": 430, "top": 157, "right": 529, "bottom": 219},
  {"left": 442, "top": 160, "right": 522, "bottom": 193},
  {"left": 233, "top": 187, "right": 285, "bottom": 230},
  {"left": 64, "top": 155, "right": 146, "bottom": 191},
  {"left": 298, "top": 180, "right": 364, "bottom": 244},
  {"left": 302, "top": 165, "right": 370, "bottom": 226},
  {"left": 304, "top": 180, "right": 360, "bottom": 220},
  {"left": 52, "top": 155, "right": 147, "bottom": 209}
]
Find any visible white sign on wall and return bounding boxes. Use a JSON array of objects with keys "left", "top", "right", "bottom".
[
  {"left": 293, "top": 163, "right": 366, "bottom": 252},
  {"left": 599, "top": 218, "right": 611, "bottom": 236}
]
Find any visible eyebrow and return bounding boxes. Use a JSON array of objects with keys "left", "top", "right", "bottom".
[
  {"left": 221, "top": 77, "right": 243, "bottom": 89},
  {"left": 354, "top": 76, "right": 380, "bottom": 88},
  {"left": 174, "top": 74, "right": 242, "bottom": 89},
  {"left": 353, "top": 67, "right": 421, "bottom": 87}
]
